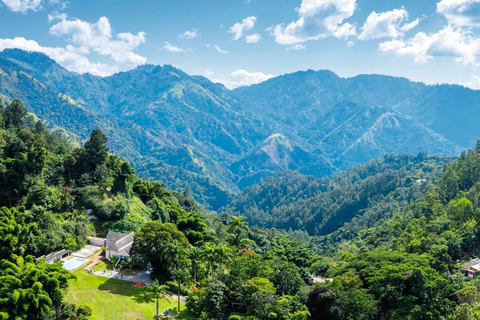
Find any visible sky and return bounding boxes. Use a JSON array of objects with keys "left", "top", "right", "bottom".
[{"left": 1, "top": 0, "right": 480, "bottom": 89}]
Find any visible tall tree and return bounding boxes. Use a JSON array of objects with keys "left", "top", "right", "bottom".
[
  {"left": 188, "top": 247, "right": 202, "bottom": 284},
  {"left": 164, "top": 243, "right": 185, "bottom": 269},
  {"left": 83, "top": 129, "right": 109, "bottom": 171},
  {"left": 143, "top": 280, "right": 170, "bottom": 318},
  {"left": 170, "top": 267, "right": 189, "bottom": 313},
  {"left": 130, "top": 222, "right": 189, "bottom": 278},
  {"left": 201, "top": 243, "right": 217, "bottom": 282},
  {"left": 214, "top": 244, "right": 233, "bottom": 276},
  {"left": 227, "top": 216, "right": 249, "bottom": 249},
  {"left": 3, "top": 99, "right": 27, "bottom": 129}
]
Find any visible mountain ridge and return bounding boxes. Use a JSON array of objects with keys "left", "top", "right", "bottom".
[{"left": 0, "top": 48, "right": 477, "bottom": 209}]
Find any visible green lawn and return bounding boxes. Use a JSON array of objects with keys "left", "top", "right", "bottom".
[
  {"left": 93, "top": 260, "right": 142, "bottom": 276},
  {"left": 92, "top": 261, "right": 114, "bottom": 272},
  {"left": 65, "top": 270, "right": 187, "bottom": 320}
]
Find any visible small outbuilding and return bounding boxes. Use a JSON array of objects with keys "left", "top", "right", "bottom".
[
  {"left": 462, "top": 259, "right": 480, "bottom": 278},
  {"left": 36, "top": 249, "right": 70, "bottom": 264}
]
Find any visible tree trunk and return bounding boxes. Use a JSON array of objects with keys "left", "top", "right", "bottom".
[
  {"left": 156, "top": 298, "right": 159, "bottom": 317},
  {"left": 55, "top": 304, "right": 61, "bottom": 319},
  {"left": 177, "top": 281, "right": 181, "bottom": 312},
  {"left": 211, "top": 262, "right": 214, "bottom": 282},
  {"left": 194, "top": 264, "right": 197, "bottom": 284}
]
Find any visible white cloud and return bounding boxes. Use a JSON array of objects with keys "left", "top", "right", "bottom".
[
  {"left": 273, "top": 0, "right": 357, "bottom": 45},
  {"left": 213, "top": 70, "right": 274, "bottom": 89},
  {"left": 379, "top": 25, "right": 480, "bottom": 66},
  {"left": 437, "top": 0, "right": 480, "bottom": 27},
  {"left": 0, "top": 0, "right": 42, "bottom": 13},
  {"left": 48, "top": 0, "right": 66, "bottom": 10},
  {"left": 49, "top": 16, "right": 147, "bottom": 65},
  {"left": 206, "top": 44, "right": 229, "bottom": 54},
  {"left": 0, "top": 37, "right": 117, "bottom": 76},
  {"left": 346, "top": 41, "right": 354, "bottom": 47},
  {"left": 229, "top": 16, "right": 257, "bottom": 41},
  {"left": 0, "top": 16, "right": 147, "bottom": 76},
  {"left": 203, "top": 69, "right": 214, "bottom": 77},
  {"left": 0, "top": 0, "right": 66, "bottom": 13},
  {"left": 47, "top": 11, "right": 66, "bottom": 22},
  {"left": 359, "top": 8, "right": 419, "bottom": 40},
  {"left": 462, "top": 74, "right": 480, "bottom": 89},
  {"left": 401, "top": 19, "right": 420, "bottom": 32},
  {"left": 178, "top": 28, "right": 199, "bottom": 40},
  {"left": 245, "top": 33, "right": 261, "bottom": 43},
  {"left": 286, "top": 44, "right": 307, "bottom": 50},
  {"left": 162, "top": 41, "right": 189, "bottom": 53}
]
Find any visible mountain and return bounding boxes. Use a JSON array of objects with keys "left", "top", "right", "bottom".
[
  {"left": 233, "top": 71, "right": 467, "bottom": 169},
  {"left": 0, "top": 49, "right": 478, "bottom": 209},
  {"left": 0, "top": 49, "right": 272, "bottom": 209},
  {"left": 224, "top": 153, "right": 453, "bottom": 236}
]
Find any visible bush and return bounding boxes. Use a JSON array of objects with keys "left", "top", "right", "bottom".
[
  {"left": 76, "top": 305, "right": 92, "bottom": 320},
  {"left": 186, "top": 290, "right": 205, "bottom": 316},
  {"left": 166, "top": 280, "right": 190, "bottom": 296}
]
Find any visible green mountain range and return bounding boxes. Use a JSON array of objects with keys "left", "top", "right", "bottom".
[{"left": 0, "top": 49, "right": 477, "bottom": 209}]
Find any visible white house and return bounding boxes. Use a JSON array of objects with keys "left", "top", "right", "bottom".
[{"left": 105, "top": 231, "right": 134, "bottom": 261}]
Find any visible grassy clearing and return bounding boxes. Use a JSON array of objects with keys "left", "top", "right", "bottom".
[
  {"left": 92, "top": 260, "right": 142, "bottom": 276},
  {"left": 65, "top": 270, "right": 187, "bottom": 319},
  {"left": 92, "top": 261, "right": 114, "bottom": 272}
]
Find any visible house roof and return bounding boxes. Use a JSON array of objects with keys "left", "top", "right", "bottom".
[
  {"left": 36, "top": 249, "right": 69, "bottom": 263},
  {"left": 116, "top": 248, "right": 131, "bottom": 257},
  {"left": 471, "top": 264, "right": 480, "bottom": 271},
  {"left": 106, "top": 231, "right": 130, "bottom": 242},
  {"left": 106, "top": 232, "right": 134, "bottom": 253}
]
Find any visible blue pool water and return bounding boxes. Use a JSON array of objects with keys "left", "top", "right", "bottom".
[{"left": 63, "top": 258, "right": 88, "bottom": 271}]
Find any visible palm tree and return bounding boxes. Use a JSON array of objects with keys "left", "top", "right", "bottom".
[
  {"left": 188, "top": 247, "right": 202, "bottom": 284},
  {"left": 144, "top": 279, "right": 170, "bottom": 318},
  {"left": 163, "top": 242, "right": 185, "bottom": 269},
  {"left": 201, "top": 243, "right": 217, "bottom": 282},
  {"left": 227, "top": 216, "right": 250, "bottom": 249},
  {"left": 214, "top": 244, "right": 233, "bottom": 275},
  {"left": 170, "top": 267, "right": 189, "bottom": 313}
]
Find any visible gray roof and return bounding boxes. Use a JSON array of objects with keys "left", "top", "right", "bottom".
[
  {"left": 36, "top": 249, "right": 69, "bottom": 263},
  {"left": 106, "top": 232, "right": 134, "bottom": 253},
  {"left": 106, "top": 231, "right": 130, "bottom": 242}
]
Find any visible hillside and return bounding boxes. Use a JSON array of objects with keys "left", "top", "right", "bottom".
[
  {"left": 0, "top": 99, "right": 211, "bottom": 258},
  {"left": 1, "top": 49, "right": 479, "bottom": 209},
  {"left": 225, "top": 153, "right": 453, "bottom": 236}
]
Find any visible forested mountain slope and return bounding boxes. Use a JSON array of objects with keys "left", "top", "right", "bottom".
[
  {"left": 5, "top": 97, "right": 480, "bottom": 319},
  {"left": 0, "top": 99, "right": 209, "bottom": 258},
  {"left": 1, "top": 49, "right": 479, "bottom": 209},
  {"left": 225, "top": 153, "right": 453, "bottom": 236}
]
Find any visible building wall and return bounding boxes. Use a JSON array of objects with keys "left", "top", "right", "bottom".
[
  {"left": 88, "top": 237, "right": 106, "bottom": 247},
  {"left": 106, "top": 250, "right": 115, "bottom": 260}
]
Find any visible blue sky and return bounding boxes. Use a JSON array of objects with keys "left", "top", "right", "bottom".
[{"left": 1, "top": 0, "right": 480, "bottom": 89}]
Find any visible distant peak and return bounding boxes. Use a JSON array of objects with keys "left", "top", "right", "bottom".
[
  {"left": 264, "top": 134, "right": 292, "bottom": 148},
  {"left": 265, "top": 133, "right": 287, "bottom": 141},
  {"left": 0, "top": 48, "right": 65, "bottom": 72},
  {"left": 0, "top": 48, "right": 56, "bottom": 65},
  {"left": 132, "top": 63, "right": 188, "bottom": 78}
]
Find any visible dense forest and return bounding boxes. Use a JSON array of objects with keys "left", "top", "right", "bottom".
[
  {"left": 226, "top": 153, "right": 452, "bottom": 237},
  {"left": 5, "top": 98, "right": 480, "bottom": 320}
]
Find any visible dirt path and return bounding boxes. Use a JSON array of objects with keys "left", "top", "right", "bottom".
[{"left": 84, "top": 251, "right": 103, "bottom": 270}]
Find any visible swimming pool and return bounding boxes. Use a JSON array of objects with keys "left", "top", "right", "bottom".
[{"left": 63, "top": 258, "right": 88, "bottom": 271}]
